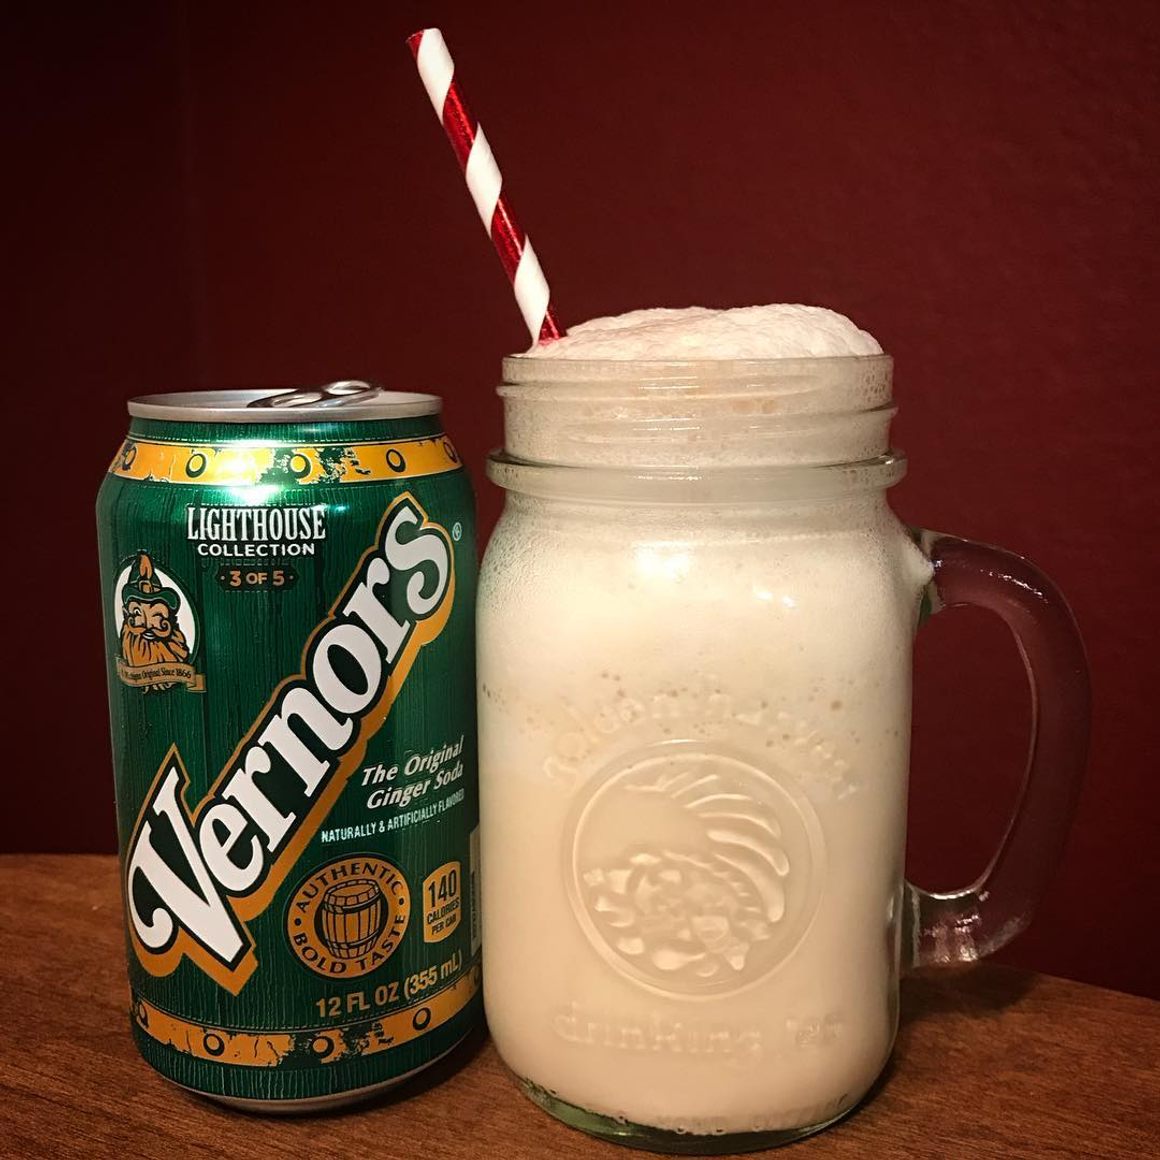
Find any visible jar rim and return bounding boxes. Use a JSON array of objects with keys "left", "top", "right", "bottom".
[
  {"left": 501, "top": 352, "right": 892, "bottom": 391},
  {"left": 496, "top": 352, "right": 895, "bottom": 472}
]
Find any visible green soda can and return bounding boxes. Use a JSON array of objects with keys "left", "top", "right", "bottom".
[{"left": 96, "top": 382, "right": 482, "bottom": 1111}]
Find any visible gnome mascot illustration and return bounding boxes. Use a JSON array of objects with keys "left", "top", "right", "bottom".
[{"left": 119, "top": 552, "right": 190, "bottom": 691}]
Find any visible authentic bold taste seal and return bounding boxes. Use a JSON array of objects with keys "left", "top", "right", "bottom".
[{"left": 285, "top": 855, "right": 411, "bottom": 979}]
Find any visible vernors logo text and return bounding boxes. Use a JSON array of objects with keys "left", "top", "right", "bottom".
[{"left": 123, "top": 493, "right": 453, "bottom": 993}]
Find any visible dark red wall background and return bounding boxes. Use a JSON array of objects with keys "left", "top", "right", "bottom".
[{"left": 8, "top": 2, "right": 1158, "bottom": 998}]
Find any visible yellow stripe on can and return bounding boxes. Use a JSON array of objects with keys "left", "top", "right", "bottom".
[
  {"left": 132, "top": 964, "right": 480, "bottom": 1068},
  {"left": 108, "top": 435, "right": 462, "bottom": 486}
]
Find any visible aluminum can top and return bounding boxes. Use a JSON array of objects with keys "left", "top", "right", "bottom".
[{"left": 127, "top": 381, "right": 440, "bottom": 424}]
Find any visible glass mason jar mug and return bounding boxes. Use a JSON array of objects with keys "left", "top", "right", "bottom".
[{"left": 477, "top": 354, "right": 1088, "bottom": 1153}]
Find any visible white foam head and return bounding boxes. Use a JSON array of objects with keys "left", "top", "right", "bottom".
[{"left": 527, "top": 305, "right": 882, "bottom": 360}]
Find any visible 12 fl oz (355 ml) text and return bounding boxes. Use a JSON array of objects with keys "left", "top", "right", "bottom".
[{"left": 314, "top": 951, "right": 464, "bottom": 1020}]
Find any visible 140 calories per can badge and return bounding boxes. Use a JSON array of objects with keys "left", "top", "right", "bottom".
[{"left": 96, "top": 382, "right": 482, "bottom": 1110}]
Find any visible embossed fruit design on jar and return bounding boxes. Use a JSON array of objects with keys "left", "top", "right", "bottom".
[{"left": 570, "top": 747, "right": 824, "bottom": 997}]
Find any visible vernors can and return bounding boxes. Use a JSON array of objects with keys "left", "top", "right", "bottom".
[{"left": 95, "top": 382, "right": 482, "bottom": 1111}]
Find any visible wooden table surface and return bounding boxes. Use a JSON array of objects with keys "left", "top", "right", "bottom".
[{"left": 1, "top": 855, "right": 1156, "bottom": 1159}]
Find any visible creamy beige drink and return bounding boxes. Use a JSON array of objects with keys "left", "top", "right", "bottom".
[{"left": 478, "top": 306, "right": 932, "bottom": 1140}]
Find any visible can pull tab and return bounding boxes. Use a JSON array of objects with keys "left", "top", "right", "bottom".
[{"left": 247, "top": 380, "right": 384, "bottom": 409}]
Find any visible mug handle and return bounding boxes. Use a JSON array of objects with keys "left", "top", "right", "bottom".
[{"left": 904, "top": 531, "right": 1090, "bottom": 970}]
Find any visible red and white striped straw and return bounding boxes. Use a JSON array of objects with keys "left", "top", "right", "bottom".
[{"left": 408, "top": 28, "right": 562, "bottom": 344}]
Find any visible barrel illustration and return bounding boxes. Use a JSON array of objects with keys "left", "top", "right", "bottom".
[{"left": 316, "top": 879, "right": 388, "bottom": 960}]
